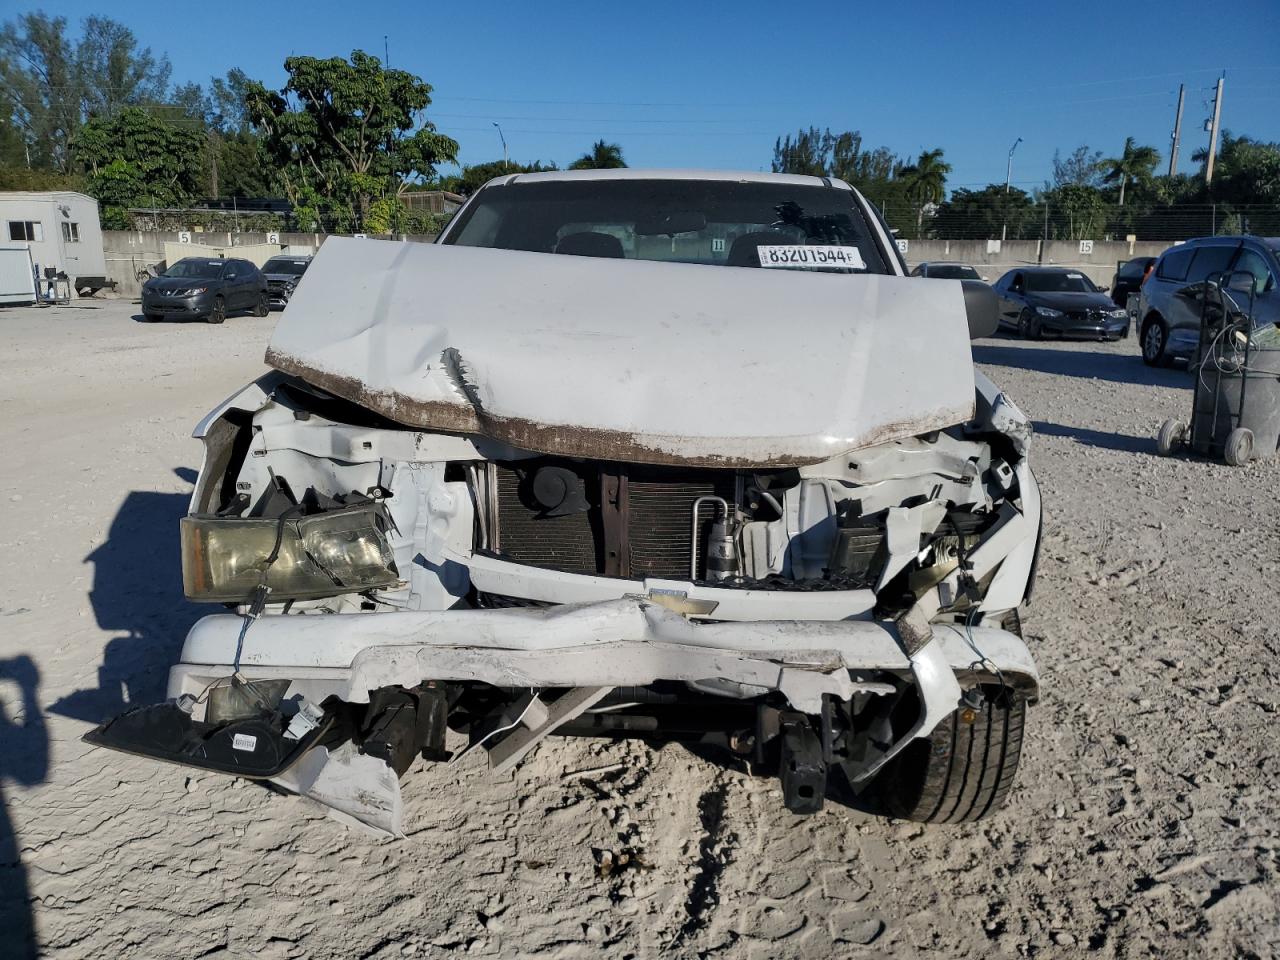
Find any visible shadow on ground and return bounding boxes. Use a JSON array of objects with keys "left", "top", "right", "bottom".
[
  {"left": 973, "top": 341, "right": 1191, "bottom": 389},
  {"left": 0, "top": 655, "right": 48, "bottom": 960},
  {"left": 49, "top": 468, "right": 202, "bottom": 724},
  {"left": 1032, "top": 420, "right": 1155, "bottom": 454}
]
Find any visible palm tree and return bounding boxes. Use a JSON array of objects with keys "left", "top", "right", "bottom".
[
  {"left": 1102, "top": 137, "right": 1160, "bottom": 206},
  {"left": 569, "top": 140, "right": 626, "bottom": 170},
  {"left": 899, "top": 148, "right": 951, "bottom": 234}
]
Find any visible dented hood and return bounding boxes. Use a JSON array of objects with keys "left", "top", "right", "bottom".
[{"left": 266, "top": 236, "right": 976, "bottom": 467}]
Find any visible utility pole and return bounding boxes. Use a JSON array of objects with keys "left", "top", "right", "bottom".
[
  {"left": 1002, "top": 137, "right": 1022, "bottom": 243},
  {"left": 1168, "top": 84, "right": 1184, "bottom": 177},
  {"left": 384, "top": 36, "right": 390, "bottom": 68},
  {"left": 1204, "top": 73, "right": 1224, "bottom": 186}
]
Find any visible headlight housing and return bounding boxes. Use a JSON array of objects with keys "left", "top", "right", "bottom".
[
  {"left": 1108, "top": 308, "right": 1127, "bottom": 318},
  {"left": 181, "top": 503, "right": 401, "bottom": 602},
  {"left": 1034, "top": 306, "right": 1063, "bottom": 318}
]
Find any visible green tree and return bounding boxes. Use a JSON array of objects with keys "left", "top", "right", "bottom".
[
  {"left": 932, "top": 185, "right": 1035, "bottom": 240},
  {"left": 569, "top": 140, "right": 625, "bottom": 169},
  {"left": 438, "top": 158, "right": 558, "bottom": 195},
  {"left": 1194, "top": 131, "right": 1280, "bottom": 203},
  {"left": 1102, "top": 137, "right": 1160, "bottom": 206},
  {"left": 1041, "top": 183, "right": 1106, "bottom": 240},
  {"left": 245, "top": 51, "right": 457, "bottom": 227},
  {"left": 1050, "top": 146, "right": 1104, "bottom": 189},
  {"left": 73, "top": 106, "right": 205, "bottom": 226},
  {"left": 898, "top": 148, "right": 952, "bottom": 234},
  {"left": 0, "top": 12, "right": 171, "bottom": 170}
]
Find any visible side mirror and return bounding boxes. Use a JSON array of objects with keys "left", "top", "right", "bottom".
[
  {"left": 961, "top": 279, "right": 999, "bottom": 339},
  {"left": 1097, "top": 284, "right": 1110, "bottom": 293},
  {"left": 1226, "top": 270, "right": 1256, "bottom": 295}
]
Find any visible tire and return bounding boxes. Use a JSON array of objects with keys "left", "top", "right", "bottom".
[
  {"left": 875, "top": 688, "right": 1026, "bottom": 823},
  {"left": 1156, "top": 418, "right": 1186, "bottom": 456},
  {"left": 207, "top": 296, "right": 226, "bottom": 324},
  {"left": 1224, "top": 427, "right": 1253, "bottom": 466},
  {"left": 1017, "top": 308, "right": 1040, "bottom": 340},
  {"left": 253, "top": 292, "right": 269, "bottom": 317},
  {"left": 1141, "top": 317, "right": 1169, "bottom": 367}
]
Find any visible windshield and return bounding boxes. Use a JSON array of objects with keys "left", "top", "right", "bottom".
[
  {"left": 165, "top": 259, "right": 225, "bottom": 279},
  {"left": 264, "top": 259, "right": 309, "bottom": 276},
  {"left": 1025, "top": 271, "right": 1095, "bottom": 294},
  {"left": 927, "top": 264, "right": 980, "bottom": 280},
  {"left": 443, "top": 179, "right": 890, "bottom": 274}
]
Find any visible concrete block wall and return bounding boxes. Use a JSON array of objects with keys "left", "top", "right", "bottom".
[
  {"left": 102, "top": 231, "right": 437, "bottom": 297},
  {"left": 102, "top": 231, "right": 1177, "bottom": 299},
  {"left": 901, "top": 239, "right": 1171, "bottom": 288}
]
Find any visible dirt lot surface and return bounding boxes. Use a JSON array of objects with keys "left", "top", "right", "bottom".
[{"left": 2, "top": 298, "right": 1278, "bottom": 959}]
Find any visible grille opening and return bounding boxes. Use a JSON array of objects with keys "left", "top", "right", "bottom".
[{"left": 491, "top": 460, "right": 737, "bottom": 580}]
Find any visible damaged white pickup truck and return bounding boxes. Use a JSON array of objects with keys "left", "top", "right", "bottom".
[{"left": 88, "top": 170, "right": 1041, "bottom": 835}]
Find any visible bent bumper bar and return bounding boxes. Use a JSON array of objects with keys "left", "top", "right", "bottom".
[{"left": 170, "top": 598, "right": 1039, "bottom": 713}]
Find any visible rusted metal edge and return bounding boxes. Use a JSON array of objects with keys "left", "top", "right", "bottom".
[{"left": 266, "top": 347, "right": 975, "bottom": 469}]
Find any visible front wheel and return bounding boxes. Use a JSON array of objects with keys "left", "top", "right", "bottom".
[
  {"left": 253, "top": 292, "right": 269, "bottom": 317},
  {"left": 1017, "top": 308, "right": 1041, "bottom": 340},
  {"left": 874, "top": 688, "right": 1026, "bottom": 823},
  {"left": 1141, "top": 318, "right": 1169, "bottom": 367},
  {"left": 207, "top": 296, "right": 226, "bottom": 324}
]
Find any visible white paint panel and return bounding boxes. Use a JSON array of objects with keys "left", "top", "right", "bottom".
[{"left": 268, "top": 237, "right": 976, "bottom": 466}]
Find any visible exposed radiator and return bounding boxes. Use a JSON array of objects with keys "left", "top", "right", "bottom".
[{"left": 492, "top": 461, "right": 736, "bottom": 580}]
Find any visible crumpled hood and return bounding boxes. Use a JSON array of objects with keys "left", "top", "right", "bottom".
[{"left": 266, "top": 236, "right": 976, "bottom": 467}]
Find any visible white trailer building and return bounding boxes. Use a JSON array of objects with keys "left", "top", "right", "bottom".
[{"left": 0, "top": 191, "right": 109, "bottom": 294}]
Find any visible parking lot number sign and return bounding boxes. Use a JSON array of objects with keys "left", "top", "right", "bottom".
[
  {"left": 1079, "top": 240, "right": 1094, "bottom": 254},
  {"left": 267, "top": 232, "right": 280, "bottom": 244},
  {"left": 178, "top": 231, "right": 191, "bottom": 244},
  {"left": 896, "top": 239, "right": 909, "bottom": 254}
]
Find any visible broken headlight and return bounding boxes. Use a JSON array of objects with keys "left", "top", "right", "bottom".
[{"left": 181, "top": 504, "right": 401, "bottom": 602}]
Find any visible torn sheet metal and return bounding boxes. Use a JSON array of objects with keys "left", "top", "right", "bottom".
[{"left": 266, "top": 237, "right": 976, "bottom": 467}]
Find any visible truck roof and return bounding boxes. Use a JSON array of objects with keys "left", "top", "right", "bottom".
[{"left": 482, "top": 168, "right": 852, "bottom": 190}]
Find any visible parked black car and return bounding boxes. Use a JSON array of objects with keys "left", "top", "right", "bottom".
[
  {"left": 141, "top": 257, "right": 268, "bottom": 324},
  {"left": 262, "top": 255, "right": 313, "bottom": 309},
  {"left": 1110, "top": 256, "right": 1156, "bottom": 307},
  {"left": 910, "top": 261, "right": 986, "bottom": 281},
  {"left": 993, "top": 266, "right": 1129, "bottom": 340}
]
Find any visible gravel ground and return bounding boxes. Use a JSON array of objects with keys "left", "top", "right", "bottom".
[{"left": 1, "top": 299, "right": 1278, "bottom": 959}]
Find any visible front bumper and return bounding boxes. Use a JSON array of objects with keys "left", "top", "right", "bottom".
[
  {"left": 141, "top": 292, "right": 214, "bottom": 316},
  {"left": 1168, "top": 327, "right": 1199, "bottom": 360},
  {"left": 1043, "top": 318, "right": 1129, "bottom": 339},
  {"left": 167, "top": 598, "right": 1039, "bottom": 713}
]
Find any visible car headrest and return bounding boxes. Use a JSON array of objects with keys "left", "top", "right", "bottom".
[
  {"left": 554, "top": 231, "right": 625, "bottom": 259},
  {"left": 727, "top": 231, "right": 792, "bottom": 267}
]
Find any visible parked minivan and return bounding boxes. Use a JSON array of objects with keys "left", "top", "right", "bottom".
[{"left": 1138, "top": 237, "right": 1280, "bottom": 366}]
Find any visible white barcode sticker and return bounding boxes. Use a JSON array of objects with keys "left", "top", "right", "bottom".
[
  {"left": 757, "top": 245, "right": 866, "bottom": 270},
  {"left": 231, "top": 733, "right": 258, "bottom": 752}
]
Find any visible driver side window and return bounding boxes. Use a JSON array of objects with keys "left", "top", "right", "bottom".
[
  {"left": 1010, "top": 273, "right": 1024, "bottom": 293},
  {"left": 1235, "top": 249, "right": 1275, "bottom": 296}
]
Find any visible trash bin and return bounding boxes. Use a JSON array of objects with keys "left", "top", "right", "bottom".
[{"left": 1156, "top": 269, "right": 1280, "bottom": 466}]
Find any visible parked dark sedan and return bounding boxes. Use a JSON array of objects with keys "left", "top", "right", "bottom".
[
  {"left": 141, "top": 257, "right": 268, "bottom": 324},
  {"left": 993, "top": 266, "right": 1129, "bottom": 340},
  {"left": 262, "top": 255, "right": 313, "bottom": 309},
  {"left": 910, "top": 261, "right": 986, "bottom": 281},
  {"left": 1110, "top": 256, "right": 1156, "bottom": 307}
]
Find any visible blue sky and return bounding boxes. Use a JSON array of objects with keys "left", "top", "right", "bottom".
[{"left": 12, "top": 0, "right": 1280, "bottom": 192}]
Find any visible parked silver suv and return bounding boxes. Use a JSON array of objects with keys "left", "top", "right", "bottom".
[{"left": 1138, "top": 236, "right": 1280, "bottom": 366}]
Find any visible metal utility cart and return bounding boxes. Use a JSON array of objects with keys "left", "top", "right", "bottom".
[{"left": 1157, "top": 269, "right": 1280, "bottom": 466}]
